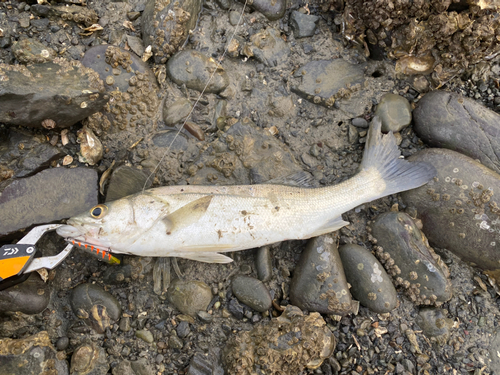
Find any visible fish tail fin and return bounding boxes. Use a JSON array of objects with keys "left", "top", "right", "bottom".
[{"left": 360, "top": 116, "right": 436, "bottom": 199}]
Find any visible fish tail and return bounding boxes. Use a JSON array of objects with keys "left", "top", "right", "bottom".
[{"left": 360, "top": 116, "right": 436, "bottom": 198}]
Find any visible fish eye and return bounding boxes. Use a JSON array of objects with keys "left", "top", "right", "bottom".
[{"left": 90, "top": 204, "right": 108, "bottom": 219}]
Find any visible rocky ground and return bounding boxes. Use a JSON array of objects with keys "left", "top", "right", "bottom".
[{"left": 2, "top": 0, "right": 500, "bottom": 374}]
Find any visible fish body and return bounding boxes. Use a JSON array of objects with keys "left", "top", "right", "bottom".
[{"left": 57, "top": 117, "right": 436, "bottom": 263}]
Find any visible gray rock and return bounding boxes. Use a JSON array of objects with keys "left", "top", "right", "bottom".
[
  {"left": 126, "top": 35, "right": 145, "bottom": 58},
  {"left": 0, "top": 272, "right": 50, "bottom": 314},
  {"left": 166, "top": 50, "right": 229, "bottom": 93},
  {"left": 0, "top": 60, "right": 107, "bottom": 128},
  {"left": 413, "top": 90, "right": 500, "bottom": 174},
  {"left": 70, "top": 283, "right": 121, "bottom": 334},
  {"left": 255, "top": 245, "right": 272, "bottom": 282},
  {"left": 289, "top": 11, "right": 320, "bottom": 38},
  {"left": 374, "top": 93, "right": 412, "bottom": 132},
  {"left": 168, "top": 332, "right": 184, "bottom": 349},
  {"left": 11, "top": 38, "right": 56, "bottom": 64},
  {"left": 130, "top": 358, "right": 154, "bottom": 375},
  {"left": 244, "top": 28, "right": 290, "bottom": 67},
  {"left": 135, "top": 329, "right": 154, "bottom": 343},
  {"left": 106, "top": 165, "right": 152, "bottom": 202},
  {"left": 142, "top": 0, "right": 203, "bottom": 63},
  {"left": 0, "top": 331, "right": 69, "bottom": 375},
  {"left": 70, "top": 343, "right": 109, "bottom": 375},
  {"left": 351, "top": 117, "right": 369, "bottom": 128},
  {"left": 163, "top": 97, "right": 193, "bottom": 126},
  {"left": 0, "top": 167, "right": 98, "bottom": 238},
  {"left": 239, "top": 0, "right": 286, "bottom": 20},
  {"left": 371, "top": 211, "right": 452, "bottom": 305},
  {"left": 338, "top": 244, "right": 398, "bottom": 313},
  {"left": 415, "top": 307, "right": 454, "bottom": 344},
  {"left": 290, "top": 235, "right": 354, "bottom": 315},
  {"left": 401, "top": 148, "right": 500, "bottom": 273},
  {"left": 187, "top": 353, "right": 223, "bottom": 375},
  {"left": 291, "top": 59, "right": 365, "bottom": 108},
  {"left": 231, "top": 275, "right": 272, "bottom": 312},
  {"left": 56, "top": 336, "right": 70, "bottom": 351},
  {"left": 31, "top": 4, "right": 98, "bottom": 26},
  {"left": 167, "top": 279, "right": 213, "bottom": 317}
]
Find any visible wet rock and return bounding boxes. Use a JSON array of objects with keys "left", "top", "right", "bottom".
[
  {"left": 351, "top": 117, "right": 369, "bottom": 128},
  {"left": 0, "top": 128, "right": 63, "bottom": 180},
  {"left": 187, "top": 353, "right": 223, "bottom": 375},
  {"left": 166, "top": 50, "right": 229, "bottom": 94},
  {"left": 103, "top": 264, "right": 133, "bottom": 285},
  {"left": 126, "top": 35, "right": 145, "bottom": 58},
  {"left": 135, "top": 329, "right": 154, "bottom": 343},
  {"left": 105, "top": 165, "right": 151, "bottom": 202},
  {"left": 223, "top": 305, "right": 335, "bottom": 373},
  {"left": 31, "top": 4, "right": 98, "bottom": 26},
  {"left": 71, "top": 343, "right": 109, "bottom": 375},
  {"left": 77, "top": 126, "right": 103, "bottom": 166},
  {"left": 240, "top": 0, "right": 286, "bottom": 20},
  {"left": 168, "top": 332, "right": 184, "bottom": 349},
  {"left": 0, "top": 272, "right": 50, "bottom": 315},
  {"left": 338, "top": 244, "right": 398, "bottom": 313},
  {"left": 163, "top": 97, "right": 192, "bottom": 126},
  {"left": 290, "top": 235, "right": 354, "bottom": 315},
  {"left": 371, "top": 211, "right": 452, "bottom": 305},
  {"left": 11, "top": 38, "right": 56, "bottom": 64},
  {"left": 374, "top": 94, "right": 412, "bottom": 133},
  {"left": 255, "top": 245, "right": 272, "bottom": 282},
  {"left": 0, "top": 167, "right": 97, "bottom": 238},
  {"left": 81, "top": 45, "right": 160, "bottom": 133},
  {"left": 70, "top": 283, "right": 121, "bottom": 334},
  {"left": 413, "top": 90, "right": 500, "bottom": 174},
  {"left": 401, "top": 149, "right": 500, "bottom": 274},
  {"left": 0, "top": 59, "right": 107, "bottom": 128},
  {"left": 112, "top": 359, "right": 153, "bottom": 375},
  {"left": 289, "top": 11, "right": 320, "bottom": 38},
  {"left": 231, "top": 275, "right": 272, "bottom": 312},
  {"left": 142, "top": 0, "right": 203, "bottom": 64},
  {"left": 0, "top": 331, "right": 69, "bottom": 375},
  {"left": 415, "top": 307, "right": 454, "bottom": 344},
  {"left": 167, "top": 279, "right": 213, "bottom": 317},
  {"left": 56, "top": 336, "right": 70, "bottom": 351},
  {"left": 243, "top": 28, "right": 290, "bottom": 67},
  {"left": 227, "top": 298, "right": 245, "bottom": 319},
  {"left": 291, "top": 59, "right": 365, "bottom": 108},
  {"left": 152, "top": 130, "right": 189, "bottom": 153}
]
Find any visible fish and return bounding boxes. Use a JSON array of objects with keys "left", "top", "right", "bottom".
[{"left": 56, "top": 116, "right": 436, "bottom": 263}]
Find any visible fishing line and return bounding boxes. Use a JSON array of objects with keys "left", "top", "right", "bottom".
[{"left": 143, "top": 0, "right": 249, "bottom": 191}]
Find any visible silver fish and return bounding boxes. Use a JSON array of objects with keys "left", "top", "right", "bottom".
[{"left": 57, "top": 117, "right": 435, "bottom": 263}]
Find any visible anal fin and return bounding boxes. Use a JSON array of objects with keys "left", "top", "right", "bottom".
[
  {"left": 179, "top": 251, "right": 233, "bottom": 263},
  {"left": 308, "top": 216, "right": 349, "bottom": 238}
]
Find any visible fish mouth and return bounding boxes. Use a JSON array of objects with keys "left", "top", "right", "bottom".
[
  {"left": 56, "top": 225, "right": 82, "bottom": 239},
  {"left": 56, "top": 224, "right": 111, "bottom": 249}
]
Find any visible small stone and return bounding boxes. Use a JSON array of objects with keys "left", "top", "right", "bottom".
[
  {"left": 196, "top": 311, "right": 213, "bottom": 323},
  {"left": 231, "top": 275, "right": 272, "bottom": 312},
  {"left": 289, "top": 11, "right": 319, "bottom": 39},
  {"left": 167, "top": 279, "right": 213, "bottom": 317},
  {"left": 169, "top": 333, "right": 184, "bottom": 349},
  {"left": 227, "top": 298, "right": 245, "bottom": 320},
  {"left": 162, "top": 97, "right": 192, "bottom": 126},
  {"left": 71, "top": 343, "right": 109, "bottom": 374},
  {"left": 135, "top": 329, "right": 154, "bottom": 343},
  {"left": 119, "top": 317, "right": 131, "bottom": 332},
  {"left": 0, "top": 272, "right": 50, "bottom": 314},
  {"left": 176, "top": 321, "right": 190, "bottom": 338},
  {"left": 255, "top": 245, "right": 272, "bottom": 282},
  {"left": 239, "top": 0, "right": 286, "bottom": 20},
  {"left": 374, "top": 94, "right": 412, "bottom": 132},
  {"left": 351, "top": 117, "right": 369, "bottom": 128},
  {"left": 415, "top": 307, "right": 454, "bottom": 344}
]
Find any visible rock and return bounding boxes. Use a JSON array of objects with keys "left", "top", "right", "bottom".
[
  {"left": 187, "top": 353, "right": 223, "bottom": 375},
  {"left": 227, "top": 298, "right": 245, "bottom": 319},
  {"left": 168, "top": 332, "right": 184, "bottom": 349},
  {"left": 0, "top": 128, "right": 63, "bottom": 180},
  {"left": 289, "top": 11, "right": 320, "bottom": 38},
  {"left": 152, "top": 130, "right": 189, "bottom": 153},
  {"left": 370, "top": 211, "right": 452, "bottom": 305},
  {"left": 415, "top": 307, "right": 454, "bottom": 344},
  {"left": 0, "top": 59, "right": 107, "bottom": 128},
  {"left": 142, "top": 0, "right": 203, "bottom": 64},
  {"left": 126, "top": 35, "right": 145, "bottom": 58},
  {"left": 166, "top": 50, "right": 229, "bottom": 94},
  {"left": 290, "top": 235, "right": 354, "bottom": 315},
  {"left": 105, "top": 165, "right": 152, "bottom": 202},
  {"left": 70, "top": 283, "right": 122, "bottom": 334},
  {"left": 167, "top": 279, "right": 213, "bottom": 317},
  {"left": 255, "top": 245, "right": 272, "bottom": 282},
  {"left": 163, "top": 97, "right": 193, "bottom": 126},
  {"left": 135, "top": 329, "right": 154, "bottom": 343},
  {"left": 0, "top": 273, "right": 50, "bottom": 315},
  {"left": 223, "top": 305, "right": 335, "bottom": 373},
  {"left": 176, "top": 321, "right": 190, "bottom": 338},
  {"left": 231, "top": 275, "right": 272, "bottom": 312},
  {"left": 56, "top": 336, "right": 70, "bottom": 351},
  {"left": 401, "top": 148, "right": 500, "bottom": 275},
  {"left": 413, "top": 90, "right": 500, "bottom": 174},
  {"left": 351, "top": 117, "right": 369, "bottom": 128},
  {"left": 81, "top": 45, "right": 160, "bottom": 133},
  {"left": 0, "top": 167, "right": 98, "bottom": 238},
  {"left": 374, "top": 93, "right": 412, "bottom": 132},
  {"left": 11, "top": 38, "right": 56, "bottom": 64},
  {"left": 112, "top": 359, "right": 153, "bottom": 375},
  {"left": 243, "top": 28, "right": 290, "bottom": 67},
  {"left": 0, "top": 331, "right": 69, "bottom": 375},
  {"left": 291, "top": 59, "right": 365, "bottom": 108},
  {"left": 71, "top": 343, "right": 109, "bottom": 375},
  {"left": 338, "top": 244, "right": 398, "bottom": 313},
  {"left": 31, "top": 4, "right": 98, "bottom": 26},
  {"left": 239, "top": 0, "right": 286, "bottom": 20}
]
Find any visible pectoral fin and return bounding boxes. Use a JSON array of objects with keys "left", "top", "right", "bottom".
[{"left": 162, "top": 195, "right": 213, "bottom": 234}]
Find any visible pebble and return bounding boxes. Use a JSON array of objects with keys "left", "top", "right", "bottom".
[
  {"left": 31, "top": 4, "right": 98, "bottom": 26},
  {"left": 370, "top": 212, "right": 452, "bottom": 305},
  {"left": 105, "top": 165, "right": 152, "bottom": 202},
  {"left": 289, "top": 11, "right": 320, "bottom": 39},
  {"left": 196, "top": 311, "right": 213, "bottom": 323},
  {"left": 167, "top": 279, "right": 213, "bottom": 317},
  {"left": 244, "top": 28, "right": 290, "bottom": 67},
  {"left": 227, "top": 297, "right": 245, "bottom": 320},
  {"left": 290, "top": 235, "right": 354, "bottom": 315},
  {"left": 374, "top": 94, "right": 412, "bottom": 133},
  {"left": 70, "top": 283, "right": 122, "bottom": 334},
  {"left": 231, "top": 275, "right": 272, "bottom": 312},
  {"left": 119, "top": 317, "right": 131, "bottom": 332},
  {"left": 228, "top": 10, "right": 241, "bottom": 26},
  {"left": 11, "top": 38, "right": 56, "bottom": 64},
  {"left": 168, "top": 332, "right": 184, "bottom": 349},
  {"left": 338, "top": 244, "right": 398, "bottom": 313},
  {"left": 401, "top": 148, "right": 500, "bottom": 274},
  {"left": 162, "top": 97, "right": 193, "bottom": 126},
  {"left": 240, "top": 0, "right": 286, "bottom": 20},
  {"left": 413, "top": 90, "right": 500, "bottom": 174},
  {"left": 0, "top": 167, "right": 97, "bottom": 237},
  {"left": 415, "top": 307, "right": 454, "bottom": 344},
  {"left": 0, "top": 332, "right": 69, "bottom": 375},
  {"left": 176, "top": 321, "right": 190, "bottom": 338},
  {"left": 166, "top": 50, "right": 229, "bottom": 94},
  {"left": 71, "top": 343, "right": 109, "bottom": 375},
  {"left": 0, "top": 272, "right": 50, "bottom": 315},
  {"left": 135, "top": 329, "right": 154, "bottom": 343},
  {"left": 56, "top": 336, "right": 70, "bottom": 351},
  {"left": 351, "top": 117, "right": 369, "bottom": 128},
  {"left": 255, "top": 245, "right": 272, "bottom": 282},
  {"left": 0, "top": 60, "right": 107, "bottom": 128},
  {"left": 291, "top": 59, "right": 365, "bottom": 108}
]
